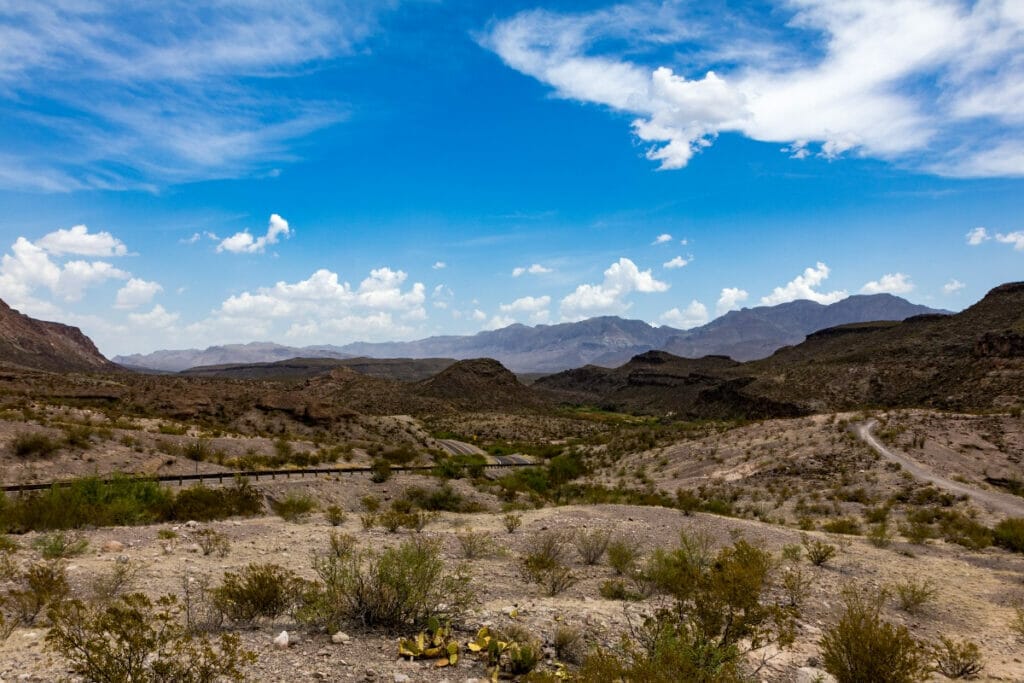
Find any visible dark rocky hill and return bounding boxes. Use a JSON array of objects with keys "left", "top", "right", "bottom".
[
  {"left": 182, "top": 356, "right": 456, "bottom": 382},
  {"left": 0, "top": 299, "right": 115, "bottom": 373}
]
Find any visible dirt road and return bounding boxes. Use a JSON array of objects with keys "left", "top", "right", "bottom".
[{"left": 856, "top": 420, "right": 1024, "bottom": 518}]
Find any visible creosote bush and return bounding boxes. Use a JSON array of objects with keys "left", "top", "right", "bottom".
[
  {"left": 607, "top": 538, "right": 639, "bottom": 576},
  {"left": 993, "top": 517, "right": 1024, "bottom": 553},
  {"left": 46, "top": 593, "right": 255, "bottom": 682},
  {"left": 932, "top": 636, "right": 984, "bottom": 679},
  {"left": 456, "top": 530, "right": 495, "bottom": 560},
  {"left": 520, "top": 531, "right": 577, "bottom": 597},
  {"left": 803, "top": 535, "right": 837, "bottom": 567},
  {"left": 820, "top": 587, "right": 928, "bottom": 683},
  {"left": 212, "top": 563, "right": 305, "bottom": 624},
  {"left": 270, "top": 493, "right": 316, "bottom": 523},
  {"left": 7, "top": 560, "right": 69, "bottom": 625},
  {"left": 502, "top": 512, "right": 522, "bottom": 533},
  {"left": 302, "top": 536, "right": 472, "bottom": 632},
  {"left": 326, "top": 505, "right": 347, "bottom": 527},
  {"left": 33, "top": 531, "right": 89, "bottom": 559},
  {"left": 573, "top": 528, "right": 611, "bottom": 565},
  {"left": 581, "top": 532, "right": 795, "bottom": 682},
  {"left": 893, "top": 578, "right": 936, "bottom": 615},
  {"left": 11, "top": 433, "right": 59, "bottom": 459},
  {"left": 193, "top": 528, "right": 230, "bottom": 558}
]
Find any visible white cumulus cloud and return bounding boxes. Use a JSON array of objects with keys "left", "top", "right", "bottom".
[
  {"left": 432, "top": 261, "right": 447, "bottom": 270},
  {"left": 716, "top": 287, "right": 749, "bottom": 315},
  {"left": 129, "top": 304, "right": 178, "bottom": 329},
  {"left": 115, "top": 278, "right": 163, "bottom": 309},
  {"left": 943, "top": 279, "right": 965, "bottom": 294},
  {"left": 36, "top": 225, "right": 128, "bottom": 257},
  {"left": 660, "top": 300, "right": 709, "bottom": 329},
  {"left": 861, "top": 273, "right": 915, "bottom": 295},
  {"left": 761, "top": 262, "right": 847, "bottom": 305},
  {"left": 653, "top": 233, "right": 672, "bottom": 244},
  {"left": 663, "top": 255, "right": 690, "bottom": 269},
  {"left": 996, "top": 231, "right": 1024, "bottom": 250},
  {"left": 966, "top": 226, "right": 990, "bottom": 245},
  {"left": 217, "top": 214, "right": 292, "bottom": 254},
  {"left": 561, "top": 257, "right": 669, "bottom": 320}
]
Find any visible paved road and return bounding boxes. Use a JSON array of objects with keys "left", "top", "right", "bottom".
[
  {"left": 436, "top": 439, "right": 534, "bottom": 466},
  {"left": 437, "top": 439, "right": 486, "bottom": 457},
  {"left": 856, "top": 420, "right": 1024, "bottom": 518}
]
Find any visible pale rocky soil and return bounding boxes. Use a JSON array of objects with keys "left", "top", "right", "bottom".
[
  {"left": 3, "top": 410, "right": 1024, "bottom": 681},
  {"left": 2, "top": 479, "right": 1024, "bottom": 682}
]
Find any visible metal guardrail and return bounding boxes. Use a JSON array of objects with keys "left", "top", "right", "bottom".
[{"left": 1, "top": 461, "right": 537, "bottom": 494}]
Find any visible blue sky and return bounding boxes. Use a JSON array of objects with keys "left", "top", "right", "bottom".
[{"left": 0, "top": 1, "right": 1022, "bottom": 356}]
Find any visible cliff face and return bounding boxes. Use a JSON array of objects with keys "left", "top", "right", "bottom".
[{"left": 0, "top": 299, "right": 115, "bottom": 372}]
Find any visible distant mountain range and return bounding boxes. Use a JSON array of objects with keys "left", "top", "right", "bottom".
[
  {"left": 114, "top": 293, "right": 947, "bottom": 373},
  {"left": 0, "top": 299, "right": 115, "bottom": 373}
]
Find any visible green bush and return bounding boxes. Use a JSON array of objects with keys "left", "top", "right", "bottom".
[
  {"left": 47, "top": 593, "right": 255, "bottom": 682},
  {"left": 7, "top": 561, "right": 69, "bottom": 625},
  {"left": 502, "top": 512, "right": 522, "bottom": 533},
  {"left": 193, "top": 528, "right": 230, "bottom": 558},
  {"left": 270, "top": 493, "right": 316, "bottom": 522},
  {"left": 370, "top": 458, "right": 392, "bottom": 483},
  {"left": 932, "top": 636, "right": 984, "bottom": 679},
  {"left": 520, "top": 531, "right": 577, "bottom": 597},
  {"left": 820, "top": 587, "right": 927, "bottom": 683},
  {"left": 573, "top": 528, "right": 611, "bottom": 565},
  {"left": 11, "top": 433, "right": 59, "bottom": 458},
  {"left": 33, "top": 531, "right": 89, "bottom": 559},
  {"left": 607, "top": 538, "right": 639, "bottom": 576},
  {"left": 212, "top": 563, "right": 305, "bottom": 624},
  {"left": 303, "top": 536, "right": 472, "bottom": 632},
  {"left": 822, "top": 518, "right": 861, "bottom": 535},
  {"left": 456, "top": 530, "right": 495, "bottom": 560},
  {"left": 325, "top": 505, "right": 347, "bottom": 527},
  {"left": 803, "top": 536, "right": 837, "bottom": 567},
  {"left": 893, "top": 579, "right": 936, "bottom": 614},
  {"left": 993, "top": 517, "right": 1024, "bottom": 553}
]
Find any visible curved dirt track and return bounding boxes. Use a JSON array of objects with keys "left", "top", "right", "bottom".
[{"left": 856, "top": 420, "right": 1024, "bottom": 518}]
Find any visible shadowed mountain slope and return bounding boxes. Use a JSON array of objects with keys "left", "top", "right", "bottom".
[{"left": 0, "top": 299, "right": 115, "bottom": 373}]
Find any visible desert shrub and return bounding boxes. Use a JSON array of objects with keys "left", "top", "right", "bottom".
[
  {"left": 46, "top": 593, "right": 255, "bottom": 682},
  {"left": 270, "top": 493, "right": 316, "bottom": 522},
  {"left": 780, "top": 543, "right": 802, "bottom": 563},
  {"left": 893, "top": 578, "right": 936, "bottom": 614},
  {"left": 33, "top": 531, "right": 89, "bottom": 559},
  {"left": 325, "top": 505, "right": 347, "bottom": 527},
  {"left": 574, "top": 528, "right": 611, "bottom": 565},
  {"left": 781, "top": 566, "right": 812, "bottom": 608},
  {"left": 822, "top": 518, "right": 862, "bottom": 535},
  {"left": 803, "top": 536, "right": 837, "bottom": 567},
  {"left": 502, "top": 512, "right": 523, "bottom": 533},
  {"left": 607, "top": 538, "right": 639, "bottom": 576},
  {"left": 400, "top": 484, "right": 478, "bottom": 513},
  {"left": 181, "top": 571, "right": 223, "bottom": 634},
  {"left": 360, "top": 495, "right": 381, "bottom": 513},
  {"left": 936, "top": 510, "right": 992, "bottom": 550},
  {"left": 0, "top": 535, "right": 17, "bottom": 553},
  {"left": 302, "top": 536, "right": 472, "bottom": 632},
  {"left": 7, "top": 561, "right": 69, "bottom": 625},
  {"left": 820, "top": 587, "right": 927, "bottom": 683},
  {"left": 88, "top": 559, "right": 143, "bottom": 605},
  {"left": 11, "top": 433, "right": 59, "bottom": 458},
  {"left": 193, "top": 528, "right": 230, "bottom": 557},
  {"left": 993, "top": 517, "right": 1024, "bottom": 553},
  {"left": 325, "top": 531, "right": 357, "bottom": 559},
  {"left": 169, "top": 478, "right": 262, "bottom": 522},
  {"left": 552, "top": 624, "right": 584, "bottom": 664},
  {"left": 598, "top": 579, "right": 641, "bottom": 602},
  {"left": 456, "top": 530, "right": 495, "bottom": 559},
  {"left": 359, "top": 512, "right": 377, "bottom": 530},
  {"left": 932, "top": 636, "right": 984, "bottom": 679},
  {"left": 379, "top": 510, "right": 405, "bottom": 533},
  {"left": 867, "top": 521, "right": 893, "bottom": 548},
  {"left": 63, "top": 425, "right": 95, "bottom": 449},
  {"left": 520, "top": 531, "right": 577, "bottom": 596},
  {"left": 183, "top": 439, "right": 211, "bottom": 465},
  {"left": 370, "top": 458, "right": 392, "bottom": 483},
  {"left": 212, "top": 563, "right": 305, "bottom": 624}
]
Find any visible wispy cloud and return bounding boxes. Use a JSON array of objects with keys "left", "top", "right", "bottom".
[
  {"left": 482, "top": 1, "right": 1024, "bottom": 177},
  {"left": 0, "top": 2, "right": 397, "bottom": 191}
]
